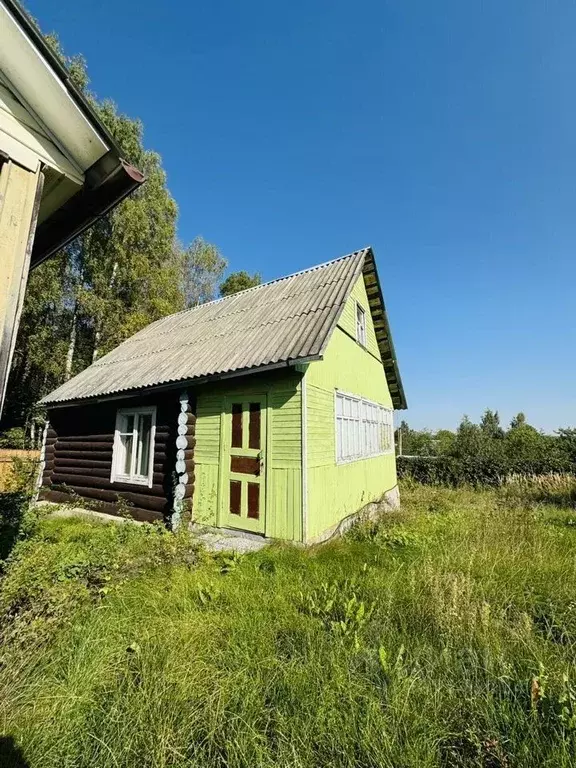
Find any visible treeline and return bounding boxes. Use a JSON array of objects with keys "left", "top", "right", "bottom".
[
  {"left": 1, "top": 34, "right": 260, "bottom": 443},
  {"left": 397, "top": 410, "right": 576, "bottom": 485}
]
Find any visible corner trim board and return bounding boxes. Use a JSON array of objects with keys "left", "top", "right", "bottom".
[{"left": 301, "top": 372, "right": 308, "bottom": 544}]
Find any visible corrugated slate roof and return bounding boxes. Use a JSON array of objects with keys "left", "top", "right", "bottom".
[{"left": 42, "top": 248, "right": 382, "bottom": 405}]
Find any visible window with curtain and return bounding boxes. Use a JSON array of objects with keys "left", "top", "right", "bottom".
[
  {"left": 335, "top": 392, "right": 393, "bottom": 463},
  {"left": 111, "top": 406, "right": 156, "bottom": 486}
]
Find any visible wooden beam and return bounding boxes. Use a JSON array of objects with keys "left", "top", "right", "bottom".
[{"left": 0, "top": 159, "right": 43, "bottom": 415}]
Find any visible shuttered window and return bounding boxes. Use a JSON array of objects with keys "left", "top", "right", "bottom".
[
  {"left": 335, "top": 392, "right": 393, "bottom": 463},
  {"left": 111, "top": 407, "right": 156, "bottom": 486}
]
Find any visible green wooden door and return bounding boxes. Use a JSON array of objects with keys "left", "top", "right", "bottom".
[{"left": 220, "top": 395, "right": 267, "bottom": 533}]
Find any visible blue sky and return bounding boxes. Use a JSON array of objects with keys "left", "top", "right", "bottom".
[{"left": 27, "top": 0, "right": 575, "bottom": 432}]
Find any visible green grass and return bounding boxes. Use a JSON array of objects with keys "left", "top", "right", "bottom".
[{"left": 1, "top": 485, "right": 576, "bottom": 767}]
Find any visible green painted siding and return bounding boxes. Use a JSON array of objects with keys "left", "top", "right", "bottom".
[
  {"left": 337, "top": 275, "right": 382, "bottom": 360},
  {"left": 193, "top": 369, "right": 303, "bottom": 541},
  {"left": 305, "top": 276, "right": 397, "bottom": 540}
]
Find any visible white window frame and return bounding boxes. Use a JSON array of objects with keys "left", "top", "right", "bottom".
[
  {"left": 335, "top": 390, "right": 394, "bottom": 464},
  {"left": 356, "top": 303, "right": 367, "bottom": 347},
  {"left": 111, "top": 406, "right": 157, "bottom": 487}
]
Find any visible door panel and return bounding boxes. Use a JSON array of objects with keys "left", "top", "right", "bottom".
[{"left": 221, "top": 395, "right": 266, "bottom": 533}]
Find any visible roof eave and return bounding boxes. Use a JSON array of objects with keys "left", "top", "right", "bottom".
[
  {"left": 30, "top": 152, "right": 145, "bottom": 268},
  {"left": 2, "top": 0, "right": 146, "bottom": 266},
  {"left": 40, "top": 354, "right": 322, "bottom": 409},
  {"left": 361, "top": 248, "right": 407, "bottom": 410}
]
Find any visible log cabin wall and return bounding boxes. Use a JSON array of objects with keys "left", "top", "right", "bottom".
[{"left": 40, "top": 391, "right": 180, "bottom": 522}]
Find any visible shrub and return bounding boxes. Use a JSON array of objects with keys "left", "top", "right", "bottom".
[
  {"left": 397, "top": 455, "right": 574, "bottom": 488},
  {"left": 0, "top": 427, "right": 26, "bottom": 449}
]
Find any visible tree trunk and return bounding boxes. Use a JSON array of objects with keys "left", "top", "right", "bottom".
[
  {"left": 91, "top": 261, "right": 118, "bottom": 363},
  {"left": 92, "top": 326, "right": 101, "bottom": 363},
  {"left": 64, "top": 303, "right": 78, "bottom": 381}
]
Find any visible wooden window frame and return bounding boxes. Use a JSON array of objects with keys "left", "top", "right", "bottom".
[
  {"left": 334, "top": 390, "right": 393, "bottom": 464},
  {"left": 356, "top": 303, "right": 367, "bottom": 347},
  {"left": 111, "top": 406, "right": 156, "bottom": 487}
]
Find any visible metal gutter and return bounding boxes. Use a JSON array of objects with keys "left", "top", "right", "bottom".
[
  {"left": 30, "top": 153, "right": 145, "bottom": 268},
  {"left": 3, "top": 0, "right": 122, "bottom": 154}
]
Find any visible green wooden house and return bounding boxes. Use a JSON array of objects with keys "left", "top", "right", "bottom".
[{"left": 39, "top": 247, "right": 406, "bottom": 543}]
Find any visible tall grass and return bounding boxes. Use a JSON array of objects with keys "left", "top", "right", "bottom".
[
  {"left": 502, "top": 472, "right": 576, "bottom": 507},
  {"left": 1, "top": 486, "right": 576, "bottom": 767}
]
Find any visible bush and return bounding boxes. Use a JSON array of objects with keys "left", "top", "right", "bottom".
[
  {"left": 0, "top": 427, "right": 27, "bottom": 449},
  {"left": 397, "top": 455, "right": 573, "bottom": 487},
  {"left": 4, "top": 456, "right": 40, "bottom": 494}
]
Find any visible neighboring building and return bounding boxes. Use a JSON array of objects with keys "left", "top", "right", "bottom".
[
  {"left": 0, "top": 0, "right": 144, "bottom": 414},
  {"left": 39, "top": 248, "right": 407, "bottom": 543}
]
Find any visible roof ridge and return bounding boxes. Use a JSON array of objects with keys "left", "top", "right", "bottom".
[{"left": 139, "top": 247, "right": 371, "bottom": 332}]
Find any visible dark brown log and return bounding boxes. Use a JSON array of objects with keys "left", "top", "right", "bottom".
[
  {"left": 185, "top": 413, "right": 197, "bottom": 426},
  {"left": 49, "top": 483, "right": 168, "bottom": 513},
  {"left": 56, "top": 458, "right": 111, "bottom": 470},
  {"left": 177, "top": 425, "right": 196, "bottom": 438},
  {"left": 51, "top": 474, "right": 165, "bottom": 497},
  {"left": 54, "top": 454, "right": 169, "bottom": 471},
  {"left": 51, "top": 434, "right": 114, "bottom": 443},
  {"left": 52, "top": 465, "right": 110, "bottom": 478},
  {"left": 181, "top": 449, "right": 195, "bottom": 461},
  {"left": 178, "top": 482, "right": 194, "bottom": 499},
  {"left": 49, "top": 465, "right": 165, "bottom": 486},
  {"left": 55, "top": 450, "right": 112, "bottom": 461},
  {"left": 46, "top": 428, "right": 57, "bottom": 439},
  {"left": 39, "top": 489, "right": 161, "bottom": 523},
  {"left": 45, "top": 437, "right": 58, "bottom": 447},
  {"left": 117, "top": 491, "right": 169, "bottom": 512},
  {"left": 55, "top": 441, "right": 114, "bottom": 452}
]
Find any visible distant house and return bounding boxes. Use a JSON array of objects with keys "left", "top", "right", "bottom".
[
  {"left": 39, "top": 248, "right": 407, "bottom": 543},
  {"left": 0, "top": 0, "right": 144, "bottom": 414}
]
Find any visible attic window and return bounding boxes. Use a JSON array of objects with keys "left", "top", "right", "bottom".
[
  {"left": 111, "top": 407, "right": 156, "bottom": 487},
  {"left": 356, "top": 303, "right": 366, "bottom": 347}
]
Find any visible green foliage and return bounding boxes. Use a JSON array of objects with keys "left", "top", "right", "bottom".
[
  {"left": 1, "top": 38, "right": 226, "bottom": 432},
  {"left": 2, "top": 486, "right": 576, "bottom": 765},
  {"left": 480, "top": 408, "right": 505, "bottom": 440},
  {"left": 219, "top": 270, "right": 262, "bottom": 296},
  {"left": 397, "top": 410, "right": 576, "bottom": 486},
  {"left": 5, "top": 457, "right": 40, "bottom": 494},
  {"left": 0, "top": 428, "right": 26, "bottom": 449}
]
